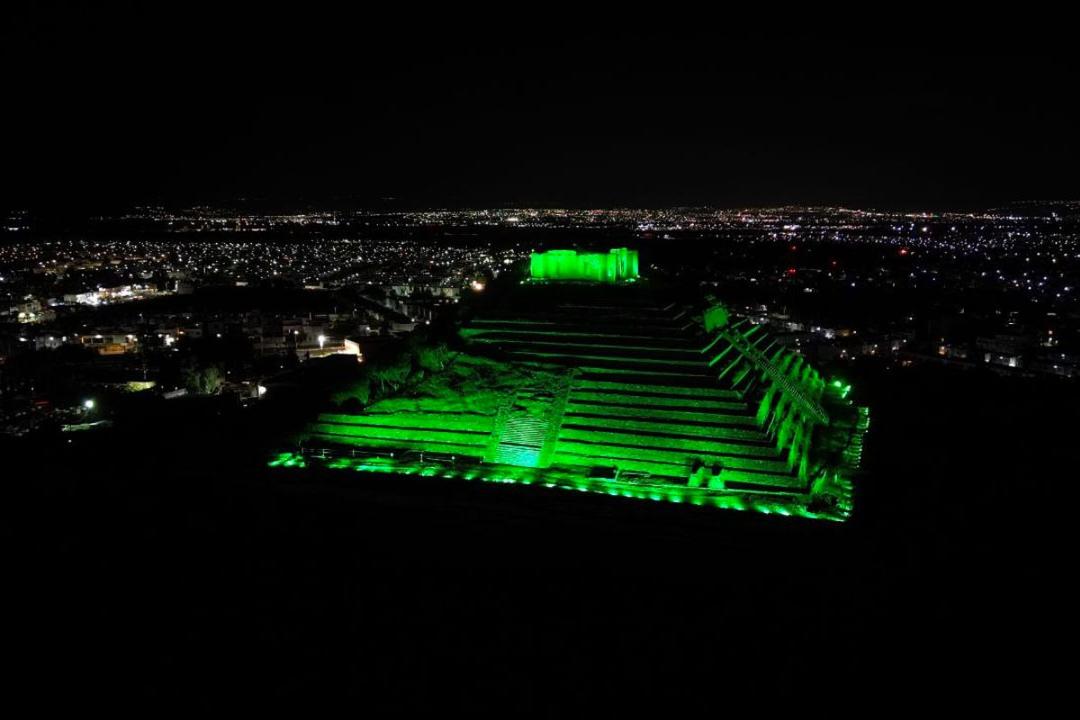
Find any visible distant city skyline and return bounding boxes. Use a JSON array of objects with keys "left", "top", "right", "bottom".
[{"left": 7, "top": 198, "right": 1080, "bottom": 223}]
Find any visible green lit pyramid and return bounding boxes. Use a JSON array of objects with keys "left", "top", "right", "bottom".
[{"left": 273, "top": 248, "right": 869, "bottom": 521}]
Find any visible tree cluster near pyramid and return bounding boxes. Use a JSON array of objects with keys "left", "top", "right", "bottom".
[{"left": 271, "top": 249, "right": 869, "bottom": 521}]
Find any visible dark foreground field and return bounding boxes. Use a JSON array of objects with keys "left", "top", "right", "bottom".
[{"left": 6, "top": 364, "right": 1075, "bottom": 710}]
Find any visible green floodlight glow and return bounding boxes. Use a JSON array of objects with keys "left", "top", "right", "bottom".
[
  {"left": 703, "top": 303, "right": 731, "bottom": 332},
  {"left": 830, "top": 378, "right": 853, "bottom": 399},
  {"left": 274, "top": 283, "right": 870, "bottom": 522},
  {"left": 267, "top": 451, "right": 859, "bottom": 521},
  {"left": 529, "top": 248, "right": 640, "bottom": 283}
]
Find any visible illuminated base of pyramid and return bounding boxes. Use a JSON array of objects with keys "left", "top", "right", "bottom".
[
  {"left": 272, "top": 261, "right": 870, "bottom": 522},
  {"left": 268, "top": 447, "right": 857, "bottom": 521}
]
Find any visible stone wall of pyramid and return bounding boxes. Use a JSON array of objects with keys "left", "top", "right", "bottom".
[
  {"left": 293, "top": 280, "right": 865, "bottom": 519},
  {"left": 459, "top": 296, "right": 822, "bottom": 492}
]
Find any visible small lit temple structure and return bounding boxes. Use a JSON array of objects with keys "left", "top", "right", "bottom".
[
  {"left": 528, "top": 247, "right": 640, "bottom": 283},
  {"left": 272, "top": 248, "right": 869, "bottom": 521}
]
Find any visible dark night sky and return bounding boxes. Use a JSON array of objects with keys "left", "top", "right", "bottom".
[{"left": 3, "top": 5, "right": 1078, "bottom": 212}]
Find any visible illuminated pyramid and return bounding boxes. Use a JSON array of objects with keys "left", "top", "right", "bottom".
[{"left": 274, "top": 248, "right": 869, "bottom": 521}]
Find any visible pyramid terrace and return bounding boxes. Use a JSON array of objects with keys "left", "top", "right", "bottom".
[{"left": 272, "top": 248, "right": 869, "bottom": 521}]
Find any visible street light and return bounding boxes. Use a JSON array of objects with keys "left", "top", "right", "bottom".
[
  {"left": 83, "top": 399, "right": 95, "bottom": 411},
  {"left": 318, "top": 334, "right": 326, "bottom": 349}
]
